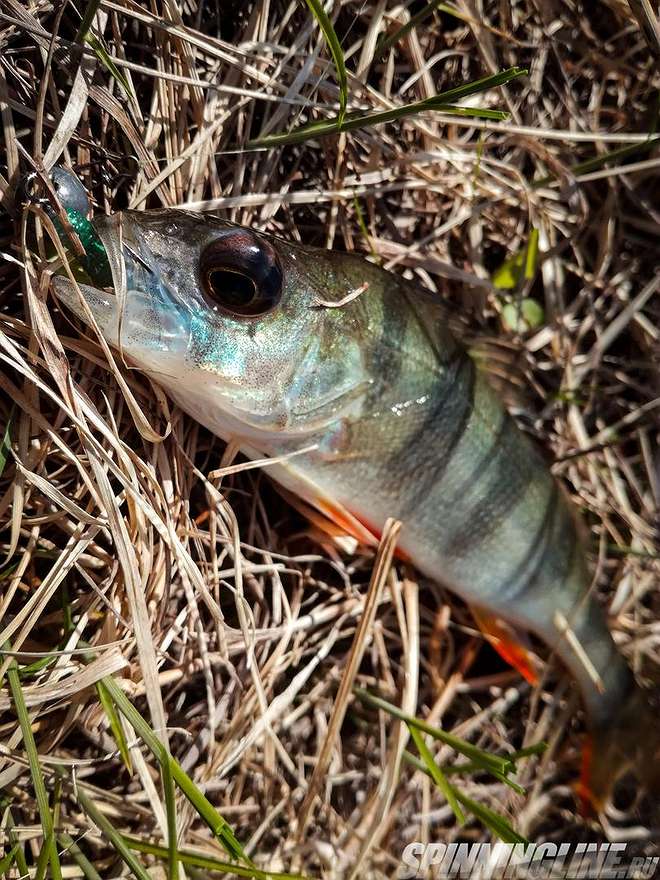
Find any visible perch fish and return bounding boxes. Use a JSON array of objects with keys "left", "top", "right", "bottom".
[{"left": 40, "top": 169, "right": 658, "bottom": 809}]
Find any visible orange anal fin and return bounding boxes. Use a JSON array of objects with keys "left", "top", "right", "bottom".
[
  {"left": 575, "top": 735, "right": 600, "bottom": 817},
  {"left": 471, "top": 606, "right": 540, "bottom": 686},
  {"left": 276, "top": 485, "right": 411, "bottom": 561},
  {"left": 276, "top": 485, "right": 378, "bottom": 546},
  {"left": 315, "top": 500, "right": 412, "bottom": 561}
]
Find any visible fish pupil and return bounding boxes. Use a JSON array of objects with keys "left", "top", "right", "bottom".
[
  {"left": 200, "top": 230, "right": 283, "bottom": 317},
  {"left": 206, "top": 268, "right": 257, "bottom": 311}
]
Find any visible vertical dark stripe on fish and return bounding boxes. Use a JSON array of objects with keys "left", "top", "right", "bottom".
[
  {"left": 495, "top": 482, "right": 562, "bottom": 601},
  {"left": 396, "top": 352, "right": 476, "bottom": 515},
  {"left": 514, "top": 485, "right": 581, "bottom": 601},
  {"left": 442, "top": 408, "right": 542, "bottom": 557}
]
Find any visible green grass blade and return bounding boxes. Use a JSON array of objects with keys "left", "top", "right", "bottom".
[
  {"left": 58, "top": 833, "right": 104, "bottom": 880},
  {"left": 248, "top": 102, "right": 505, "bottom": 149},
  {"left": 162, "top": 757, "right": 180, "bottom": 880},
  {"left": 71, "top": 1, "right": 135, "bottom": 98},
  {"left": 407, "top": 723, "right": 466, "bottom": 824},
  {"left": 354, "top": 687, "right": 513, "bottom": 774},
  {"left": 302, "top": 0, "right": 348, "bottom": 125},
  {"left": 0, "top": 409, "right": 12, "bottom": 478},
  {"left": 96, "top": 680, "right": 133, "bottom": 773},
  {"left": 75, "top": 787, "right": 153, "bottom": 880},
  {"left": 353, "top": 196, "right": 376, "bottom": 257},
  {"left": 73, "top": 0, "right": 102, "bottom": 42},
  {"left": 403, "top": 751, "right": 528, "bottom": 843},
  {"left": 0, "top": 844, "right": 19, "bottom": 875},
  {"left": 452, "top": 787, "right": 528, "bottom": 844},
  {"left": 86, "top": 34, "right": 134, "bottom": 98},
  {"left": 17, "top": 652, "right": 59, "bottom": 679},
  {"left": 524, "top": 227, "right": 539, "bottom": 280},
  {"left": 532, "top": 135, "right": 660, "bottom": 188},
  {"left": 124, "top": 836, "right": 311, "bottom": 879},
  {"left": 100, "top": 675, "right": 247, "bottom": 864},
  {"left": 4, "top": 809, "right": 29, "bottom": 877},
  {"left": 6, "top": 655, "right": 62, "bottom": 880},
  {"left": 35, "top": 832, "right": 56, "bottom": 880},
  {"left": 247, "top": 67, "right": 526, "bottom": 148}
]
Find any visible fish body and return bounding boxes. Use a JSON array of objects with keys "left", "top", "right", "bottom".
[{"left": 49, "top": 201, "right": 657, "bottom": 805}]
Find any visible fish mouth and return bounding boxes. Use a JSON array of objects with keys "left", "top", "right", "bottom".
[{"left": 51, "top": 213, "right": 189, "bottom": 357}]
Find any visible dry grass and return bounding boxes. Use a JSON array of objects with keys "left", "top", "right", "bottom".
[{"left": 0, "top": 0, "right": 659, "bottom": 876}]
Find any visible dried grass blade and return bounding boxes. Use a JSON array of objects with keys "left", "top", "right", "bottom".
[
  {"left": 12, "top": 458, "right": 104, "bottom": 525},
  {"left": 0, "top": 408, "right": 11, "bottom": 477},
  {"left": 43, "top": 12, "right": 107, "bottom": 168},
  {"left": 297, "top": 519, "right": 401, "bottom": 833}
]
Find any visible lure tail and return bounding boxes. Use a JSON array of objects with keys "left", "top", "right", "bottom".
[{"left": 578, "top": 686, "right": 660, "bottom": 813}]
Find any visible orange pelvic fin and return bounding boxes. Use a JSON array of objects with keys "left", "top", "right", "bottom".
[{"left": 471, "top": 606, "right": 540, "bottom": 685}]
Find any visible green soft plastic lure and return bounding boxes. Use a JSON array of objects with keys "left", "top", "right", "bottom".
[{"left": 21, "top": 167, "right": 113, "bottom": 287}]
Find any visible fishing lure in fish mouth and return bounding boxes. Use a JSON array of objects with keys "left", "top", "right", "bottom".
[{"left": 39, "top": 167, "right": 659, "bottom": 811}]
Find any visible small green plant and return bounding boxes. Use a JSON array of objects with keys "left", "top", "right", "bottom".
[{"left": 355, "top": 688, "right": 546, "bottom": 843}]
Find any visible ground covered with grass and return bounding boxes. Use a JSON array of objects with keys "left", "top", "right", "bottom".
[{"left": 0, "top": 0, "right": 659, "bottom": 876}]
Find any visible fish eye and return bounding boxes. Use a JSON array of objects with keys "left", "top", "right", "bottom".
[{"left": 200, "top": 230, "right": 282, "bottom": 318}]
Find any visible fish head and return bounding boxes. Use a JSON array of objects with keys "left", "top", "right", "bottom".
[{"left": 52, "top": 210, "right": 375, "bottom": 443}]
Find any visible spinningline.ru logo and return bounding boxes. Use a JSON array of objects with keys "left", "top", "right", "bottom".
[{"left": 398, "top": 843, "right": 659, "bottom": 879}]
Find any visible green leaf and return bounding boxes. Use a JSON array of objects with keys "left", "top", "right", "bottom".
[
  {"left": 100, "top": 674, "right": 248, "bottom": 864},
  {"left": 533, "top": 135, "right": 660, "bottom": 188},
  {"left": 451, "top": 787, "right": 529, "bottom": 844},
  {"left": 58, "top": 832, "right": 104, "bottom": 880},
  {"left": 3, "top": 808, "right": 30, "bottom": 877},
  {"left": 75, "top": 787, "right": 153, "bottom": 880},
  {"left": 0, "top": 843, "right": 19, "bottom": 874},
  {"left": 86, "top": 34, "right": 135, "bottom": 99},
  {"left": 502, "top": 299, "right": 545, "bottom": 333},
  {"left": 73, "top": 0, "right": 103, "bottom": 43},
  {"left": 524, "top": 227, "right": 540, "bottom": 280},
  {"left": 377, "top": 1, "right": 467, "bottom": 56},
  {"left": 302, "top": 0, "right": 348, "bottom": 125},
  {"left": 493, "top": 252, "right": 525, "bottom": 290}
]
